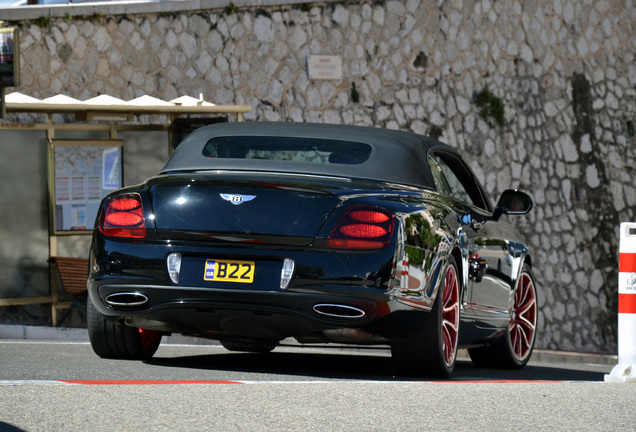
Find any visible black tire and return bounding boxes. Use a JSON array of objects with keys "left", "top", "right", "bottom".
[
  {"left": 87, "top": 292, "right": 162, "bottom": 360},
  {"left": 391, "top": 256, "right": 461, "bottom": 378},
  {"left": 220, "top": 339, "right": 277, "bottom": 353},
  {"left": 468, "top": 264, "right": 537, "bottom": 369}
]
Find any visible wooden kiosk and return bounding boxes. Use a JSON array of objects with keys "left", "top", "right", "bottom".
[{"left": 0, "top": 92, "right": 250, "bottom": 325}]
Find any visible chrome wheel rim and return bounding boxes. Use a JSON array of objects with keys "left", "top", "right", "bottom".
[
  {"left": 509, "top": 272, "right": 537, "bottom": 361},
  {"left": 442, "top": 265, "right": 460, "bottom": 367}
]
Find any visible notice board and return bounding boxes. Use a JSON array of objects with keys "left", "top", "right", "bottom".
[
  {"left": 0, "top": 28, "right": 19, "bottom": 87},
  {"left": 51, "top": 139, "right": 123, "bottom": 233}
]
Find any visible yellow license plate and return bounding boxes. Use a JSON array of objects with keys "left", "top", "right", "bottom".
[{"left": 204, "top": 259, "right": 255, "bottom": 283}]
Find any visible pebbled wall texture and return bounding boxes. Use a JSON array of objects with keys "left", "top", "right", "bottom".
[{"left": 2, "top": 0, "right": 636, "bottom": 353}]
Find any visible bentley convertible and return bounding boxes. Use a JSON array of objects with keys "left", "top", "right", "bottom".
[{"left": 87, "top": 122, "right": 537, "bottom": 378}]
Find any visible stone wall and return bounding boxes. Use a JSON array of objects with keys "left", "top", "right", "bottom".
[{"left": 3, "top": 0, "right": 636, "bottom": 353}]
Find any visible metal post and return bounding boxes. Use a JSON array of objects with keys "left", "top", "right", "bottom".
[{"left": 1, "top": 87, "right": 5, "bottom": 118}]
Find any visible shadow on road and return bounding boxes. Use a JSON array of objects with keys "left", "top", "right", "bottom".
[{"left": 145, "top": 348, "right": 606, "bottom": 382}]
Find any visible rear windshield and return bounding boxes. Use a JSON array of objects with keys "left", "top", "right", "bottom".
[{"left": 202, "top": 136, "right": 372, "bottom": 165}]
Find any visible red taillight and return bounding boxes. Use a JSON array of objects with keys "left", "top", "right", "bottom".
[
  {"left": 108, "top": 197, "right": 142, "bottom": 211},
  {"left": 327, "top": 205, "right": 394, "bottom": 249},
  {"left": 349, "top": 210, "right": 390, "bottom": 224},
  {"left": 339, "top": 224, "right": 388, "bottom": 238},
  {"left": 99, "top": 193, "right": 147, "bottom": 238}
]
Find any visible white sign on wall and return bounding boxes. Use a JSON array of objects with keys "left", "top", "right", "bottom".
[{"left": 307, "top": 55, "right": 343, "bottom": 80}]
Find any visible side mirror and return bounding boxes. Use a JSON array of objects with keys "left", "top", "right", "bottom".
[{"left": 492, "top": 190, "right": 533, "bottom": 221}]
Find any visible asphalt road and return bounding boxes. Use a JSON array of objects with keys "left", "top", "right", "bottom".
[{"left": 1, "top": 340, "right": 635, "bottom": 431}]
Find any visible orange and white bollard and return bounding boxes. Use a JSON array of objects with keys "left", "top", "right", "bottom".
[
  {"left": 606, "top": 222, "right": 636, "bottom": 383},
  {"left": 400, "top": 254, "right": 410, "bottom": 288}
]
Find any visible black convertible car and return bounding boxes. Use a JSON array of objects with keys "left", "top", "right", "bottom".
[{"left": 87, "top": 122, "right": 537, "bottom": 378}]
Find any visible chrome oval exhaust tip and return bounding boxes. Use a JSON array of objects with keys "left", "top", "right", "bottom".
[
  {"left": 105, "top": 292, "right": 149, "bottom": 307},
  {"left": 313, "top": 304, "right": 366, "bottom": 319}
]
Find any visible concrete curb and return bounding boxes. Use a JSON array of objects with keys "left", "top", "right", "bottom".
[
  {"left": 0, "top": 324, "right": 618, "bottom": 367},
  {"left": 0, "top": 0, "right": 339, "bottom": 21},
  {"left": 0, "top": 324, "right": 89, "bottom": 342},
  {"left": 528, "top": 349, "right": 617, "bottom": 367}
]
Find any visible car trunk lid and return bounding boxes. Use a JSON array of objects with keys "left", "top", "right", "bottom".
[{"left": 148, "top": 173, "right": 344, "bottom": 246}]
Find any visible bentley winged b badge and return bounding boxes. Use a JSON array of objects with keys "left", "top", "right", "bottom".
[{"left": 220, "top": 193, "right": 257, "bottom": 206}]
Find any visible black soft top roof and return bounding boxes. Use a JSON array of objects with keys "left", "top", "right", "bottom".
[{"left": 162, "top": 122, "right": 455, "bottom": 189}]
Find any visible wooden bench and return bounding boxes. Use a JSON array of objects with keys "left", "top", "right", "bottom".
[{"left": 49, "top": 257, "right": 89, "bottom": 326}]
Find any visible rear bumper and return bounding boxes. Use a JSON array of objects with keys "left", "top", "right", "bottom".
[
  {"left": 89, "top": 282, "right": 417, "bottom": 341},
  {"left": 88, "top": 233, "right": 427, "bottom": 341}
]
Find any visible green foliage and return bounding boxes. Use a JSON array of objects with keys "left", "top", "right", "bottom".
[
  {"left": 474, "top": 87, "right": 505, "bottom": 126},
  {"left": 88, "top": 12, "right": 105, "bottom": 22},
  {"left": 33, "top": 16, "right": 50, "bottom": 28},
  {"left": 404, "top": 213, "right": 441, "bottom": 271},
  {"left": 225, "top": 2, "right": 238, "bottom": 15},
  {"left": 405, "top": 246, "right": 425, "bottom": 267}
]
